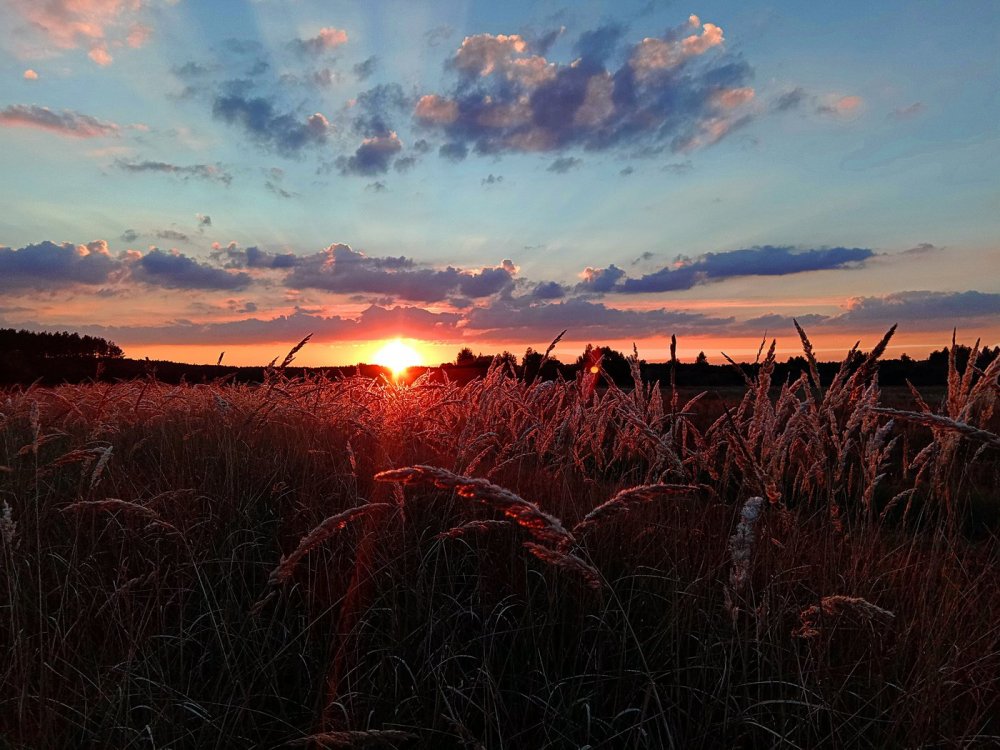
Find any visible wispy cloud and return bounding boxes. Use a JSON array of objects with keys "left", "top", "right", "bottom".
[{"left": 0, "top": 105, "right": 118, "bottom": 138}]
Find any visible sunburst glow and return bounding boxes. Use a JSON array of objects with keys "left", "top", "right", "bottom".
[{"left": 372, "top": 339, "right": 422, "bottom": 376}]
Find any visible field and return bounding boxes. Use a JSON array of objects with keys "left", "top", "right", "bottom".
[{"left": 2, "top": 331, "right": 999, "bottom": 748}]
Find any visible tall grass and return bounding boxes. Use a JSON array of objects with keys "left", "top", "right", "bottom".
[{"left": 0, "top": 326, "right": 998, "bottom": 747}]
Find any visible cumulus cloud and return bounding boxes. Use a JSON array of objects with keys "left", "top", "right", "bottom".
[
  {"left": 212, "top": 91, "right": 329, "bottom": 156},
  {"left": 0, "top": 104, "right": 118, "bottom": 138},
  {"left": 0, "top": 240, "right": 120, "bottom": 290},
  {"left": 284, "top": 244, "right": 515, "bottom": 302},
  {"left": 131, "top": 249, "right": 251, "bottom": 291},
  {"left": 531, "top": 281, "right": 567, "bottom": 299},
  {"left": 412, "top": 15, "right": 755, "bottom": 159},
  {"left": 120, "top": 229, "right": 139, "bottom": 243},
  {"left": 337, "top": 132, "right": 403, "bottom": 175},
  {"left": 294, "top": 27, "right": 348, "bottom": 55},
  {"left": 23, "top": 69, "right": 39, "bottom": 80},
  {"left": 439, "top": 141, "right": 468, "bottom": 162},
  {"left": 116, "top": 159, "right": 233, "bottom": 185},
  {"left": 582, "top": 245, "right": 875, "bottom": 294},
  {"left": 217, "top": 243, "right": 298, "bottom": 270},
  {"left": 197, "top": 214, "right": 212, "bottom": 228}
]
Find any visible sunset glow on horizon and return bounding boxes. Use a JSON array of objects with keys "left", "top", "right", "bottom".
[{"left": 0, "top": 1, "right": 996, "bottom": 361}]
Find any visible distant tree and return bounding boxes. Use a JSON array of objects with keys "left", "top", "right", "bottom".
[
  {"left": 694, "top": 351, "right": 709, "bottom": 366},
  {"left": 0, "top": 328, "right": 123, "bottom": 359},
  {"left": 455, "top": 347, "right": 476, "bottom": 366}
]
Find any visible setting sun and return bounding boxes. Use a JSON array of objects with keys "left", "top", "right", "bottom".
[{"left": 372, "top": 339, "right": 422, "bottom": 376}]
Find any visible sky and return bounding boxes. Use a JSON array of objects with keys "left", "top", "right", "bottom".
[{"left": 1, "top": 0, "right": 998, "bottom": 367}]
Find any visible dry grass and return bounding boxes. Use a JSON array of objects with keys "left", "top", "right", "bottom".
[{"left": 0, "top": 327, "right": 998, "bottom": 747}]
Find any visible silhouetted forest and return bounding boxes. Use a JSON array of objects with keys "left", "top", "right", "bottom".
[{"left": 0, "top": 326, "right": 996, "bottom": 387}]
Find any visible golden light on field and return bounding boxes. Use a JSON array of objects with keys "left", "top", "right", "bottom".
[{"left": 372, "top": 339, "right": 423, "bottom": 376}]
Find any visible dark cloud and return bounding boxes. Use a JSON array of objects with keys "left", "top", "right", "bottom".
[
  {"left": 836, "top": 290, "right": 1000, "bottom": 324},
  {"left": 631, "top": 251, "right": 655, "bottom": 265},
  {"left": 366, "top": 181, "right": 388, "bottom": 193},
  {"left": 265, "top": 180, "right": 293, "bottom": 198},
  {"left": 901, "top": 242, "right": 940, "bottom": 255},
  {"left": 413, "top": 16, "right": 755, "bottom": 158},
  {"left": 466, "top": 297, "right": 734, "bottom": 340},
  {"left": 889, "top": 102, "right": 925, "bottom": 121},
  {"left": 173, "top": 61, "right": 213, "bottom": 78},
  {"left": 353, "top": 55, "right": 378, "bottom": 81},
  {"left": 548, "top": 156, "right": 582, "bottom": 173},
  {"left": 600, "top": 245, "right": 875, "bottom": 293},
  {"left": 394, "top": 156, "right": 418, "bottom": 173},
  {"left": 284, "top": 244, "right": 514, "bottom": 302},
  {"left": 663, "top": 161, "right": 693, "bottom": 174},
  {"left": 425, "top": 25, "right": 454, "bottom": 48},
  {"left": 336, "top": 132, "right": 403, "bottom": 176},
  {"left": 156, "top": 229, "right": 190, "bottom": 242},
  {"left": 116, "top": 159, "right": 233, "bottom": 185},
  {"left": 220, "top": 243, "right": 298, "bottom": 270},
  {"left": 531, "top": 280, "right": 567, "bottom": 299},
  {"left": 619, "top": 166, "right": 634, "bottom": 176},
  {"left": 0, "top": 240, "right": 120, "bottom": 290},
  {"left": 439, "top": 141, "right": 469, "bottom": 162},
  {"left": 197, "top": 214, "right": 212, "bottom": 228},
  {"left": 529, "top": 26, "right": 566, "bottom": 56},
  {"left": 0, "top": 104, "right": 119, "bottom": 138},
  {"left": 212, "top": 92, "right": 329, "bottom": 156},
  {"left": 573, "top": 23, "right": 625, "bottom": 64},
  {"left": 351, "top": 83, "right": 410, "bottom": 136},
  {"left": 481, "top": 173, "right": 503, "bottom": 185},
  {"left": 121, "top": 229, "right": 139, "bottom": 243},
  {"left": 773, "top": 87, "right": 807, "bottom": 112},
  {"left": 133, "top": 249, "right": 251, "bottom": 290},
  {"left": 413, "top": 138, "right": 432, "bottom": 154},
  {"left": 578, "top": 264, "right": 627, "bottom": 293}
]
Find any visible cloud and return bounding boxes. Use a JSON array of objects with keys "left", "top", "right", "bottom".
[
  {"left": 900, "top": 242, "right": 940, "bottom": 255},
  {"left": 439, "top": 141, "right": 468, "bottom": 162},
  {"left": 6, "top": 0, "right": 153, "bottom": 63},
  {"left": 619, "top": 166, "right": 634, "bottom": 176},
  {"left": 120, "top": 229, "right": 139, "bottom": 243},
  {"left": 481, "top": 173, "right": 503, "bottom": 186},
  {"left": 156, "top": 229, "right": 190, "bottom": 243},
  {"left": 816, "top": 95, "right": 864, "bottom": 118},
  {"left": 294, "top": 27, "right": 348, "bottom": 55},
  {"left": 115, "top": 159, "right": 233, "bottom": 185},
  {"left": 337, "top": 132, "right": 403, "bottom": 175},
  {"left": 284, "top": 244, "right": 515, "bottom": 302},
  {"left": 393, "top": 155, "right": 418, "bottom": 173},
  {"left": 578, "top": 264, "right": 627, "bottom": 293},
  {"left": 836, "top": 290, "right": 1000, "bottom": 325},
  {"left": 548, "top": 156, "right": 582, "bottom": 173},
  {"left": 584, "top": 245, "right": 875, "bottom": 294},
  {"left": 772, "top": 87, "right": 807, "bottom": 112},
  {"left": 212, "top": 91, "right": 329, "bottom": 156},
  {"left": 366, "top": 180, "right": 388, "bottom": 193},
  {"left": 0, "top": 240, "right": 120, "bottom": 290},
  {"left": 465, "top": 296, "right": 734, "bottom": 340},
  {"left": 353, "top": 55, "right": 377, "bottom": 81},
  {"left": 197, "top": 214, "right": 212, "bottom": 228},
  {"left": 531, "top": 281, "right": 567, "bottom": 299},
  {"left": 350, "top": 83, "right": 411, "bottom": 137},
  {"left": 889, "top": 102, "right": 925, "bottom": 120},
  {"left": 413, "top": 15, "right": 755, "bottom": 158},
  {"left": 132, "top": 249, "right": 251, "bottom": 291},
  {"left": 219, "top": 243, "right": 298, "bottom": 270},
  {"left": 0, "top": 104, "right": 118, "bottom": 138},
  {"left": 23, "top": 69, "right": 38, "bottom": 80},
  {"left": 425, "top": 25, "right": 454, "bottom": 48}
]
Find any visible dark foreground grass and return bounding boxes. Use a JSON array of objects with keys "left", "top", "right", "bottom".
[{"left": 1, "top": 331, "right": 999, "bottom": 748}]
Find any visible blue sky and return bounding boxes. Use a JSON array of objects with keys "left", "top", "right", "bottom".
[{"left": 1, "top": 0, "right": 998, "bottom": 365}]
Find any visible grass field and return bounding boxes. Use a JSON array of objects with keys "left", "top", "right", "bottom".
[{"left": 1, "top": 329, "right": 999, "bottom": 748}]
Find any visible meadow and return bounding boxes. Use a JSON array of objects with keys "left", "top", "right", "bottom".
[{"left": 1, "top": 327, "right": 999, "bottom": 748}]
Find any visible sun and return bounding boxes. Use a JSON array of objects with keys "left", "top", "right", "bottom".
[{"left": 372, "top": 339, "right": 423, "bottom": 377}]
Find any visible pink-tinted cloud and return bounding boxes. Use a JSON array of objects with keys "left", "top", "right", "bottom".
[
  {"left": 295, "top": 27, "right": 349, "bottom": 54},
  {"left": 23, "top": 69, "right": 39, "bottom": 80},
  {"left": 0, "top": 104, "right": 119, "bottom": 138},
  {"left": 9, "top": 0, "right": 152, "bottom": 64}
]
